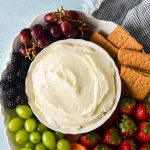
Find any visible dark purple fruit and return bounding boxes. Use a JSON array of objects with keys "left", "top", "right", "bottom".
[{"left": 31, "top": 24, "right": 44, "bottom": 38}]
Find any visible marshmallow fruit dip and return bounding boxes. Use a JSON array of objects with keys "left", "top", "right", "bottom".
[{"left": 26, "top": 39, "right": 121, "bottom": 134}]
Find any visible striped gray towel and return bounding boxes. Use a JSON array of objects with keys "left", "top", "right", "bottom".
[{"left": 93, "top": 0, "right": 150, "bottom": 53}]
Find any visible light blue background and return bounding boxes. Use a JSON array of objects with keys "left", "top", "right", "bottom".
[{"left": 0, "top": 0, "right": 84, "bottom": 149}]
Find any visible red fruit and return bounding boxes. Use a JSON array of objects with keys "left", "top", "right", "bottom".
[
  {"left": 79, "top": 131, "right": 101, "bottom": 148},
  {"left": 119, "top": 98, "right": 136, "bottom": 115},
  {"left": 139, "top": 143, "right": 150, "bottom": 150},
  {"left": 61, "top": 21, "right": 72, "bottom": 35},
  {"left": 94, "top": 144, "right": 111, "bottom": 150},
  {"left": 135, "top": 102, "right": 150, "bottom": 121},
  {"left": 19, "top": 28, "right": 32, "bottom": 44},
  {"left": 50, "top": 25, "right": 62, "bottom": 38},
  {"left": 103, "top": 128, "right": 121, "bottom": 146},
  {"left": 37, "top": 37, "right": 50, "bottom": 48},
  {"left": 68, "top": 10, "right": 79, "bottom": 20},
  {"left": 44, "top": 13, "right": 57, "bottom": 23},
  {"left": 103, "top": 110, "right": 119, "bottom": 128},
  {"left": 31, "top": 24, "right": 43, "bottom": 38},
  {"left": 119, "top": 115, "right": 137, "bottom": 138},
  {"left": 135, "top": 122, "right": 150, "bottom": 142},
  {"left": 119, "top": 139, "right": 137, "bottom": 150}
]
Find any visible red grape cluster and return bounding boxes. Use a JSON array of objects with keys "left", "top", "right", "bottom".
[{"left": 18, "top": 7, "right": 88, "bottom": 60}]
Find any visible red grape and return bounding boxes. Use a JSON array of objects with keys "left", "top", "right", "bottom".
[
  {"left": 50, "top": 25, "right": 62, "bottom": 38},
  {"left": 44, "top": 13, "right": 57, "bottom": 23},
  {"left": 61, "top": 21, "right": 72, "bottom": 36},
  {"left": 37, "top": 37, "right": 50, "bottom": 48},
  {"left": 68, "top": 10, "right": 79, "bottom": 20},
  {"left": 19, "top": 28, "right": 32, "bottom": 44},
  {"left": 19, "top": 45, "right": 26, "bottom": 57},
  {"left": 31, "top": 24, "right": 43, "bottom": 38}
]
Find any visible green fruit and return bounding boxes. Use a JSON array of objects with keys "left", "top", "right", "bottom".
[
  {"left": 54, "top": 131, "right": 66, "bottom": 140},
  {"left": 57, "top": 139, "right": 71, "bottom": 150},
  {"left": 8, "top": 117, "right": 24, "bottom": 132},
  {"left": 29, "top": 131, "right": 41, "bottom": 143},
  {"left": 15, "top": 129, "right": 29, "bottom": 145},
  {"left": 36, "top": 122, "right": 48, "bottom": 134},
  {"left": 25, "top": 142, "right": 36, "bottom": 148},
  {"left": 21, "top": 148, "right": 33, "bottom": 150},
  {"left": 25, "top": 118, "right": 37, "bottom": 132},
  {"left": 16, "top": 105, "right": 32, "bottom": 119},
  {"left": 42, "top": 131, "right": 56, "bottom": 149},
  {"left": 35, "top": 142, "right": 47, "bottom": 150}
]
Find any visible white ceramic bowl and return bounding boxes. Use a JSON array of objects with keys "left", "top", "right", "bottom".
[
  {"left": 26, "top": 39, "right": 121, "bottom": 134},
  {"left": 0, "top": 11, "right": 120, "bottom": 149}
]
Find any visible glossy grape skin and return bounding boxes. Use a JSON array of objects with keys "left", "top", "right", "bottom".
[
  {"left": 25, "top": 142, "right": 36, "bottom": 149},
  {"left": 50, "top": 25, "right": 62, "bottom": 38},
  {"left": 16, "top": 105, "right": 32, "bottom": 119},
  {"left": 44, "top": 13, "right": 56, "bottom": 23},
  {"left": 68, "top": 10, "right": 79, "bottom": 20},
  {"left": 15, "top": 129, "right": 29, "bottom": 145},
  {"left": 21, "top": 148, "right": 33, "bottom": 150},
  {"left": 36, "top": 122, "right": 48, "bottom": 134},
  {"left": 8, "top": 117, "right": 24, "bottom": 132},
  {"left": 19, "top": 28, "right": 32, "bottom": 44},
  {"left": 35, "top": 142, "right": 47, "bottom": 150},
  {"left": 19, "top": 45, "right": 26, "bottom": 57},
  {"left": 54, "top": 131, "right": 66, "bottom": 140},
  {"left": 37, "top": 37, "right": 50, "bottom": 48},
  {"left": 29, "top": 131, "right": 41, "bottom": 144},
  {"left": 57, "top": 139, "right": 71, "bottom": 150},
  {"left": 61, "top": 21, "right": 72, "bottom": 35},
  {"left": 31, "top": 24, "right": 43, "bottom": 38},
  {"left": 24, "top": 118, "right": 37, "bottom": 132},
  {"left": 42, "top": 131, "right": 56, "bottom": 149}
]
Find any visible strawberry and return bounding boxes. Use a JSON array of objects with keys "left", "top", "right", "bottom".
[
  {"left": 119, "top": 115, "right": 137, "bottom": 138},
  {"left": 119, "top": 98, "right": 136, "bottom": 115},
  {"left": 94, "top": 144, "right": 111, "bottom": 150},
  {"left": 102, "top": 109, "right": 119, "bottom": 129},
  {"left": 135, "top": 122, "right": 150, "bottom": 142},
  {"left": 79, "top": 131, "right": 101, "bottom": 148},
  {"left": 139, "top": 143, "right": 150, "bottom": 150},
  {"left": 135, "top": 102, "right": 150, "bottom": 121},
  {"left": 119, "top": 139, "right": 137, "bottom": 150},
  {"left": 102, "top": 127, "right": 121, "bottom": 146}
]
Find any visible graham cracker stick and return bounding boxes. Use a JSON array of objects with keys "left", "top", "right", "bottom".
[
  {"left": 90, "top": 32, "right": 118, "bottom": 59},
  {"left": 120, "top": 66, "right": 150, "bottom": 101},
  {"left": 118, "top": 49, "right": 150, "bottom": 74},
  {"left": 107, "top": 26, "right": 143, "bottom": 51}
]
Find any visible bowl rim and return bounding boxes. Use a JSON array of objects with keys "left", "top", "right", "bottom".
[{"left": 26, "top": 38, "right": 121, "bottom": 134}]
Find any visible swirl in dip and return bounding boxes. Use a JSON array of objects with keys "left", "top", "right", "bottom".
[{"left": 26, "top": 41, "right": 116, "bottom": 130}]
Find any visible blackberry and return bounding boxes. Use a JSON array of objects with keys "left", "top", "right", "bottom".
[
  {"left": 6, "top": 100, "right": 17, "bottom": 109},
  {"left": 17, "top": 68, "right": 28, "bottom": 80},
  {"left": 16, "top": 82, "right": 25, "bottom": 92},
  {"left": 11, "top": 52, "right": 23, "bottom": 66},
  {"left": 3, "top": 88, "right": 17, "bottom": 101},
  {"left": 16, "top": 93, "right": 28, "bottom": 105},
  {"left": 21, "top": 58, "right": 31, "bottom": 69},
  {"left": 0, "top": 80, "right": 13, "bottom": 90},
  {"left": 9, "top": 63, "right": 19, "bottom": 72},
  {"left": 6, "top": 71, "right": 18, "bottom": 82}
]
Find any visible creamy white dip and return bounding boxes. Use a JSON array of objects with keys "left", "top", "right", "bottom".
[{"left": 27, "top": 42, "right": 116, "bottom": 130}]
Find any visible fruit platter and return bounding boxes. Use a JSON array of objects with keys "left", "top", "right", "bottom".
[{"left": 0, "top": 7, "right": 150, "bottom": 150}]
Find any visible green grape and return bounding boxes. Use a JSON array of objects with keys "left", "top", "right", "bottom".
[
  {"left": 42, "top": 131, "right": 56, "bottom": 149},
  {"left": 25, "top": 118, "right": 37, "bottom": 132},
  {"left": 36, "top": 122, "right": 48, "bottom": 134},
  {"left": 8, "top": 117, "right": 24, "bottom": 132},
  {"left": 57, "top": 139, "right": 71, "bottom": 150},
  {"left": 25, "top": 142, "right": 36, "bottom": 148},
  {"left": 54, "top": 131, "right": 66, "bottom": 140},
  {"left": 15, "top": 129, "right": 29, "bottom": 145},
  {"left": 29, "top": 131, "right": 41, "bottom": 143},
  {"left": 35, "top": 142, "right": 47, "bottom": 150},
  {"left": 16, "top": 105, "right": 32, "bottom": 119},
  {"left": 21, "top": 148, "right": 33, "bottom": 150}
]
